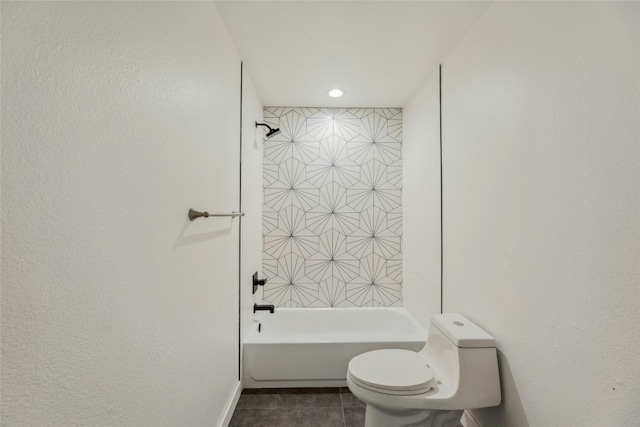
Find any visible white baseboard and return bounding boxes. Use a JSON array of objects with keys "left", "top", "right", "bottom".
[
  {"left": 461, "top": 410, "right": 481, "bottom": 427},
  {"left": 218, "top": 381, "right": 242, "bottom": 427}
]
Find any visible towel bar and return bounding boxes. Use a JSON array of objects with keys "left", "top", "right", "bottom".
[{"left": 188, "top": 209, "right": 244, "bottom": 221}]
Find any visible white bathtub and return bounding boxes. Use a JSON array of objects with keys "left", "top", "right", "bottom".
[{"left": 242, "top": 307, "right": 427, "bottom": 388}]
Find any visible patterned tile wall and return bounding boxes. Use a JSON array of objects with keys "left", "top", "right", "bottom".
[{"left": 262, "top": 107, "right": 402, "bottom": 307}]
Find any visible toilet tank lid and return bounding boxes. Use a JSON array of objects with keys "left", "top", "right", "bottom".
[{"left": 431, "top": 313, "right": 495, "bottom": 348}]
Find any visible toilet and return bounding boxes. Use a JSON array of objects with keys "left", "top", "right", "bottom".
[{"left": 346, "top": 313, "right": 501, "bottom": 427}]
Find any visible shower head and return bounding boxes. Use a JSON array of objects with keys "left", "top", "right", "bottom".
[{"left": 255, "top": 121, "right": 281, "bottom": 139}]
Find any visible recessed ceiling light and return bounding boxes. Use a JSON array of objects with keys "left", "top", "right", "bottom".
[{"left": 328, "top": 89, "right": 344, "bottom": 98}]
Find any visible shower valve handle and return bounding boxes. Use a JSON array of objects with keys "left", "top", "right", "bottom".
[{"left": 252, "top": 272, "right": 267, "bottom": 294}]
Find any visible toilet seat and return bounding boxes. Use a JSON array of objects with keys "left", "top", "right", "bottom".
[{"left": 348, "top": 349, "right": 436, "bottom": 396}]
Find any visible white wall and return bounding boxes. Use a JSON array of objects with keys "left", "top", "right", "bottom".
[
  {"left": 240, "top": 67, "right": 263, "bottom": 350},
  {"left": 1, "top": 2, "right": 243, "bottom": 425},
  {"left": 441, "top": 2, "right": 639, "bottom": 426},
  {"left": 403, "top": 68, "right": 442, "bottom": 328}
]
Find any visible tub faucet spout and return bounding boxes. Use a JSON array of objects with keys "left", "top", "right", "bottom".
[{"left": 254, "top": 304, "right": 275, "bottom": 314}]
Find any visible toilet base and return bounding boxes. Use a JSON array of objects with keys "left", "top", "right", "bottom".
[{"left": 364, "top": 405, "right": 463, "bottom": 427}]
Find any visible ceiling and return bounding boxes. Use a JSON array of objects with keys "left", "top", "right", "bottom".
[{"left": 215, "top": 1, "right": 492, "bottom": 108}]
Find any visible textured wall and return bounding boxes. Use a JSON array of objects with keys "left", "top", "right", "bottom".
[
  {"left": 1, "top": 2, "right": 244, "bottom": 425},
  {"left": 262, "top": 107, "right": 403, "bottom": 307},
  {"left": 441, "top": 2, "right": 639, "bottom": 426},
  {"left": 402, "top": 68, "right": 442, "bottom": 329}
]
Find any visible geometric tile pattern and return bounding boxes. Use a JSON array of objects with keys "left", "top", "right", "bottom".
[{"left": 262, "top": 107, "right": 402, "bottom": 307}]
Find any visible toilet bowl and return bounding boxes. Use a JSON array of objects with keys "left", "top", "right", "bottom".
[{"left": 346, "top": 313, "right": 501, "bottom": 427}]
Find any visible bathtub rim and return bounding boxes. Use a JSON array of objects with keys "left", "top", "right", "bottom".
[{"left": 247, "top": 307, "right": 427, "bottom": 344}]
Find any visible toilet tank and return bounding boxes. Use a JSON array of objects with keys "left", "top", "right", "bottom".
[
  {"left": 431, "top": 313, "right": 495, "bottom": 348},
  {"left": 421, "top": 313, "right": 501, "bottom": 409},
  {"left": 421, "top": 313, "right": 496, "bottom": 379}
]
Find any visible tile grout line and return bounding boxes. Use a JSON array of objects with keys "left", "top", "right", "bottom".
[
  {"left": 340, "top": 388, "right": 349, "bottom": 427},
  {"left": 339, "top": 391, "right": 345, "bottom": 426}
]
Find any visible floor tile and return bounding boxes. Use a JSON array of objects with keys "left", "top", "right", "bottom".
[
  {"left": 229, "top": 408, "right": 284, "bottom": 427},
  {"left": 236, "top": 392, "right": 281, "bottom": 409},
  {"left": 279, "top": 407, "right": 346, "bottom": 427},
  {"left": 232, "top": 388, "right": 353, "bottom": 426},
  {"left": 343, "top": 407, "right": 366, "bottom": 427},
  {"left": 340, "top": 390, "right": 365, "bottom": 408},
  {"left": 277, "top": 390, "right": 342, "bottom": 408},
  {"left": 239, "top": 388, "right": 342, "bottom": 409}
]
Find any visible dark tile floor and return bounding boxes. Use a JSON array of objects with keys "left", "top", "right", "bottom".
[
  {"left": 229, "top": 387, "right": 365, "bottom": 427},
  {"left": 230, "top": 387, "right": 465, "bottom": 427}
]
